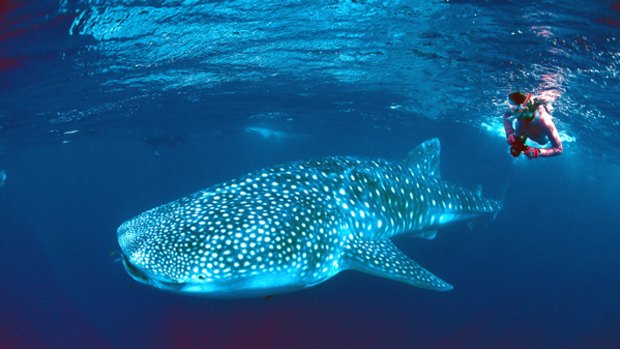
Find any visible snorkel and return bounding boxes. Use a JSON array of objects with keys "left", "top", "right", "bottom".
[{"left": 507, "top": 92, "right": 536, "bottom": 122}]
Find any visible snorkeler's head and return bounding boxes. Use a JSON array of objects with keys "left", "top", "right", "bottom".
[
  {"left": 508, "top": 92, "right": 531, "bottom": 107},
  {"left": 507, "top": 92, "right": 536, "bottom": 120}
]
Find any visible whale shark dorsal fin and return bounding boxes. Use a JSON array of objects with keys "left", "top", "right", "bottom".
[
  {"left": 343, "top": 238, "right": 453, "bottom": 291},
  {"left": 405, "top": 138, "right": 441, "bottom": 178}
]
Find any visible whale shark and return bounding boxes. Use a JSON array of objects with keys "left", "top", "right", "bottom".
[{"left": 118, "top": 139, "right": 502, "bottom": 297}]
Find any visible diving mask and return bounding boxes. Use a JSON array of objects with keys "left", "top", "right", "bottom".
[{"left": 508, "top": 93, "right": 536, "bottom": 120}]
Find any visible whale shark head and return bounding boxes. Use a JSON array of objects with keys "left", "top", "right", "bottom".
[
  {"left": 117, "top": 177, "right": 336, "bottom": 297},
  {"left": 117, "top": 202, "right": 192, "bottom": 292},
  {"left": 117, "top": 197, "right": 240, "bottom": 294}
]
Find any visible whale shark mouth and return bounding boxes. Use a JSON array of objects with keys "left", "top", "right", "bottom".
[
  {"left": 121, "top": 253, "right": 150, "bottom": 284},
  {"left": 121, "top": 253, "right": 188, "bottom": 292}
]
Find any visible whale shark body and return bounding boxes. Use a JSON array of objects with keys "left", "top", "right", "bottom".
[{"left": 118, "top": 139, "right": 502, "bottom": 297}]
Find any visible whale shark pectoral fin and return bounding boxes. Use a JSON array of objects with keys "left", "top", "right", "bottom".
[
  {"left": 343, "top": 238, "right": 453, "bottom": 291},
  {"left": 405, "top": 138, "right": 441, "bottom": 178}
]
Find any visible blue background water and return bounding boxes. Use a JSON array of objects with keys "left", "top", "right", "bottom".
[{"left": 1, "top": 0, "right": 620, "bottom": 348}]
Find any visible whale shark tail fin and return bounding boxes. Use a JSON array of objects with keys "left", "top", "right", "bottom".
[
  {"left": 343, "top": 238, "right": 453, "bottom": 291},
  {"left": 493, "top": 183, "right": 509, "bottom": 220},
  {"left": 405, "top": 138, "right": 441, "bottom": 178}
]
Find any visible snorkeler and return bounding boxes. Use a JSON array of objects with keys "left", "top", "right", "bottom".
[{"left": 503, "top": 91, "right": 563, "bottom": 159}]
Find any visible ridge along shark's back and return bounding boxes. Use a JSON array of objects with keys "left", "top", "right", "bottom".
[{"left": 117, "top": 138, "right": 502, "bottom": 297}]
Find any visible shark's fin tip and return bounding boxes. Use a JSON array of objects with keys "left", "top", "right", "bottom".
[
  {"left": 475, "top": 184, "right": 483, "bottom": 197},
  {"left": 405, "top": 138, "right": 441, "bottom": 178},
  {"left": 344, "top": 238, "right": 451, "bottom": 292}
]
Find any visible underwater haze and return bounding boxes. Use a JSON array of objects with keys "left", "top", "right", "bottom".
[{"left": 1, "top": 0, "right": 620, "bottom": 348}]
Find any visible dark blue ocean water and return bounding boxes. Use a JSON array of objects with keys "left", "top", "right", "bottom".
[{"left": 1, "top": 1, "right": 620, "bottom": 348}]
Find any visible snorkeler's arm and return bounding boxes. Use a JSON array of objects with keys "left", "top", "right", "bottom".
[
  {"left": 503, "top": 111, "right": 514, "bottom": 133},
  {"left": 503, "top": 111, "right": 516, "bottom": 144},
  {"left": 539, "top": 116, "right": 563, "bottom": 157}
]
